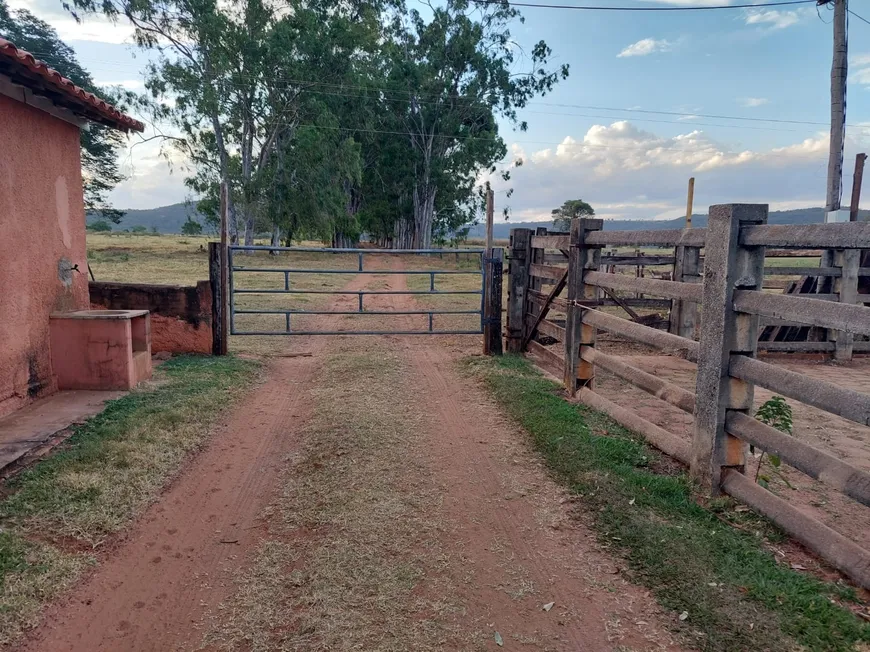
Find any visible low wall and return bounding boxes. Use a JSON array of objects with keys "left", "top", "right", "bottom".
[{"left": 89, "top": 281, "right": 213, "bottom": 354}]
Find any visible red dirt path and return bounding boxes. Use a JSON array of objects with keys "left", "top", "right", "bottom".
[{"left": 19, "top": 264, "right": 682, "bottom": 651}]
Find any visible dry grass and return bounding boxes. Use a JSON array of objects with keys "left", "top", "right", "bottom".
[{"left": 204, "top": 345, "right": 479, "bottom": 651}]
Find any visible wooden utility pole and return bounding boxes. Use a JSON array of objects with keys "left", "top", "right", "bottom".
[
  {"left": 685, "top": 177, "right": 695, "bottom": 228},
  {"left": 850, "top": 153, "right": 867, "bottom": 221},
  {"left": 826, "top": 0, "right": 848, "bottom": 216}
]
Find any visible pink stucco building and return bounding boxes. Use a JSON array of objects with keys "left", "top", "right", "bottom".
[{"left": 0, "top": 38, "right": 144, "bottom": 418}]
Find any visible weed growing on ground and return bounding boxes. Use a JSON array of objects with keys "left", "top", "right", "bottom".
[{"left": 467, "top": 354, "right": 870, "bottom": 652}]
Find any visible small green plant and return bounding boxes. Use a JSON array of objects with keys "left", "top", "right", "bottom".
[{"left": 754, "top": 396, "right": 794, "bottom": 489}]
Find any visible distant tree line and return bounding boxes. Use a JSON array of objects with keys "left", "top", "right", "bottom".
[{"left": 64, "top": 0, "right": 568, "bottom": 248}]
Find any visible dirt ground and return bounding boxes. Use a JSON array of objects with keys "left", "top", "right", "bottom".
[
  {"left": 17, "top": 261, "right": 684, "bottom": 651},
  {"left": 594, "top": 339, "right": 870, "bottom": 557}
]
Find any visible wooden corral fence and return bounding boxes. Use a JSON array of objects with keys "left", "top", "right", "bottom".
[{"left": 506, "top": 205, "right": 870, "bottom": 588}]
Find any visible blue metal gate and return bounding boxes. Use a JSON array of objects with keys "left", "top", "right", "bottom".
[{"left": 228, "top": 245, "right": 486, "bottom": 335}]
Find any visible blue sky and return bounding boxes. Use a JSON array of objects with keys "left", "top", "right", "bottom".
[{"left": 7, "top": 0, "right": 870, "bottom": 221}]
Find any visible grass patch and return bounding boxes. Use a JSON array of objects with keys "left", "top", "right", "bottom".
[
  {"left": 0, "top": 355, "right": 259, "bottom": 644},
  {"left": 467, "top": 354, "right": 870, "bottom": 652}
]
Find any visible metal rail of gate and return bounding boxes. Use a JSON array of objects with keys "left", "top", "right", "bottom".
[{"left": 229, "top": 245, "right": 486, "bottom": 335}]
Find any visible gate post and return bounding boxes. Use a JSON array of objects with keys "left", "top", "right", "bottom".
[
  {"left": 506, "top": 229, "right": 532, "bottom": 353},
  {"left": 669, "top": 245, "right": 701, "bottom": 339},
  {"left": 484, "top": 248, "right": 504, "bottom": 355},
  {"left": 208, "top": 242, "right": 228, "bottom": 356},
  {"left": 692, "top": 204, "right": 767, "bottom": 494},
  {"left": 564, "top": 218, "right": 603, "bottom": 395}
]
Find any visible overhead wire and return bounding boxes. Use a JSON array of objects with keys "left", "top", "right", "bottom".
[{"left": 468, "top": 0, "right": 815, "bottom": 10}]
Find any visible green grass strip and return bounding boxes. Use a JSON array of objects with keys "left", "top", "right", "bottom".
[
  {"left": 468, "top": 354, "right": 870, "bottom": 652},
  {"left": 0, "top": 355, "right": 258, "bottom": 644}
]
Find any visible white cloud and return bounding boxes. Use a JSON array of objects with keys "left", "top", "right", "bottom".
[
  {"left": 7, "top": 0, "right": 134, "bottom": 44},
  {"left": 744, "top": 9, "right": 802, "bottom": 30},
  {"left": 739, "top": 97, "right": 769, "bottom": 108},
  {"left": 617, "top": 38, "right": 673, "bottom": 58},
  {"left": 488, "top": 121, "right": 868, "bottom": 223}
]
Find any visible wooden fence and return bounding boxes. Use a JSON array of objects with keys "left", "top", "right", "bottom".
[{"left": 506, "top": 205, "right": 870, "bottom": 588}]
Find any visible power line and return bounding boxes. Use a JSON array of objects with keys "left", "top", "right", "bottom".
[
  {"left": 469, "top": 0, "right": 814, "bottom": 10},
  {"left": 848, "top": 7, "right": 870, "bottom": 25}
]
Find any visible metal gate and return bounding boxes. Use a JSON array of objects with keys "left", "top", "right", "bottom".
[{"left": 228, "top": 245, "right": 487, "bottom": 335}]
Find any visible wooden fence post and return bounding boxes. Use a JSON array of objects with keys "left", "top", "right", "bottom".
[
  {"left": 208, "top": 242, "right": 227, "bottom": 356},
  {"left": 669, "top": 245, "right": 702, "bottom": 338},
  {"left": 692, "top": 204, "right": 768, "bottom": 494},
  {"left": 506, "top": 229, "right": 532, "bottom": 353},
  {"left": 484, "top": 248, "right": 504, "bottom": 355},
  {"left": 833, "top": 248, "right": 860, "bottom": 361},
  {"left": 564, "top": 218, "right": 603, "bottom": 395}
]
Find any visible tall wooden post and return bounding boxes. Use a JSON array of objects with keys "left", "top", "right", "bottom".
[
  {"left": 564, "top": 218, "right": 603, "bottom": 395},
  {"left": 208, "top": 242, "right": 225, "bottom": 355},
  {"left": 850, "top": 153, "right": 867, "bottom": 222},
  {"left": 685, "top": 177, "right": 695, "bottom": 227},
  {"left": 692, "top": 204, "right": 767, "bottom": 494},
  {"left": 506, "top": 229, "right": 532, "bottom": 353},
  {"left": 833, "top": 248, "right": 860, "bottom": 361},
  {"left": 218, "top": 182, "right": 229, "bottom": 354},
  {"left": 485, "top": 184, "right": 494, "bottom": 253},
  {"left": 826, "top": 0, "right": 848, "bottom": 216},
  {"left": 484, "top": 248, "right": 504, "bottom": 355}
]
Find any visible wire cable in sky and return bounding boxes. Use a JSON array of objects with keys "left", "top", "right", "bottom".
[
  {"left": 469, "top": 0, "right": 815, "bottom": 11},
  {"left": 848, "top": 8, "right": 870, "bottom": 25}
]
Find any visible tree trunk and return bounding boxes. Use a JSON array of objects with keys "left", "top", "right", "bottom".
[
  {"left": 394, "top": 217, "right": 415, "bottom": 249},
  {"left": 270, "top": 225, "right": 281, "bottom": 255},
  {"left": 413, "top": 182, "right": 436, "bottom": 249}
]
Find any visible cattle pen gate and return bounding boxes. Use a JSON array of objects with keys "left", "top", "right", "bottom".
[{"left": 507, "top": 204, "right": 870, "bottom": 589}]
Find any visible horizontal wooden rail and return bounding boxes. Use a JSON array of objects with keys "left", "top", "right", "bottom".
[
  {"left": 577, "top": 388, "right": 691, "bottom": 464},
  {"left": 530, "top": 263, "right": 566, "bottom": 281},
  {"left": 586, "top": 271, "right": 702, "bottom": 302},
  {"left": 528, "top": 289, "right": 672, "bottom": 311},
  {"left": 721, "top": 469, "right": 870, "bottom": 589},
  {"left": 581, "top": 308, "right": 700, "bottom": 361},
  {"left": 528, "top": 290, "right": 569, "bottom": 311},
  {"left": 734, "top": 290, "right": 870, "bottom": 335},
  {"left": 763, "top": 266, "right": 841, "bottom": 277},
  {"left": 531, "top": 235, "right": 570, "bottom": 249},
  {"left": 581, "top": 347, "right": 695, "bottom": 413},
  {"left": 726, "top": 412, "right": 870, "bottom": 507},
  {"left": 601, "top": 255, "right": 676, "bottom": 266},
  {"left": 741, "top": 221, "right": 870, "bottom": 249},
  {"left": 527, "top": 340, "right": 564, "bottom": 379},
  {"left": 586, "top": 228, "right": 707, "bottom": 248},
  {"left": 525, "top": 314, "right": 565, "bottom": 341},
  {"left": 730, "top": 355, "right": 870, "bottom": 426},
  {"left": 756, "top": 341, "right": 836, "bottom": 352}
]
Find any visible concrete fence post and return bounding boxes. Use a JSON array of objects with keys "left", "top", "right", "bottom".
[
  {"left": 506, "top": 229, "right": 532, "bottom": 353},
  {"left": 669, "top": 245, "right": 702, "bottom": 339},
  {"left": 833, "top": 248, "right": 860, "bottom": 361},
  {"left": 564, "top": 218, "right": 603, "bottom": 395},
  {"left": 692, "top": 204, "right": 768, "bottom": 494}
]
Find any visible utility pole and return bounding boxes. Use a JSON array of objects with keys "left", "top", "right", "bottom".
[{"left": 825, "top": 0, "right": 848, "bottom": 219}]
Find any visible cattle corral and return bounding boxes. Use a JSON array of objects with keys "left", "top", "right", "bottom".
[{"left": 507, "top": 205, "right": 870, "bottom": 589}]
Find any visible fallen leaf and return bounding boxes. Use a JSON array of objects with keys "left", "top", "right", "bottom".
[
  {"left": 707, "top": 582, "right": 718, "bottom": 587},
  {"left": 629, "top": 498, "right": 636, "bottom": 506},
  {"left": 542, "top": 602, "right": 555, "bottom": 612},
  {"left": 679, "top": 611, "right": 689, "bottom": 621},
  {"left": 494, "top": 631, "right": 504, "bottom": 646},
  {"left": 791, "top": 563, "right": 808, "bottom": 571}
]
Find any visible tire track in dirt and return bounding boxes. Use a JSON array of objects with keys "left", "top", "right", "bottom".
[
  {"left": 19, "top": 276, "right": 372, "bottom": 652},
  {"left": 364, "top": 261, "right": 682, "bottom": 650}
]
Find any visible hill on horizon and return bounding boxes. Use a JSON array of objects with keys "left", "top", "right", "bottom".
[{"left": 90, "top": 203, "right": 870, "bottom": 237}]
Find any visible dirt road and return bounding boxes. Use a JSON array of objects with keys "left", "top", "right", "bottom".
[{"left": 20, "top": 264, "right": 681, "bottom": 651}]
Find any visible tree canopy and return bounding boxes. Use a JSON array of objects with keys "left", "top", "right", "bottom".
[
  {"left": 552, "top": 199, "right": 595, "bottom": 231},
  {"left": 0, "top": 0, "right": 128, "bottom": 220},
  {"left": 68, "top": 0, "right": 568, "bottom": 246}
]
